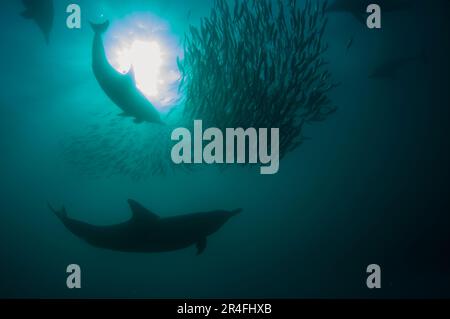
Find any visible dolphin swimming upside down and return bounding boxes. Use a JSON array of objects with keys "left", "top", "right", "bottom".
[{"left": 90, "top": 21, "right": 164, "bottom": 124}]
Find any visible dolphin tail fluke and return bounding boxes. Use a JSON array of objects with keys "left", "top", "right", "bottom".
[
  {"left": 48, "top": 202, "right": 67, "bottom": 220},
  {"left": 196, "top": 237, "right": 207, "bottom": 255},
  {"left": 90, "top": 20, "right": 110, "bottom": 34}
]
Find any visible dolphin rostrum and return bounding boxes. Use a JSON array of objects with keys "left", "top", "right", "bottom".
[
  {"left": 91, "top": 21, "right": 164, "bottom": 124},
  {"left": 49, "top": 199, "right": 241, "bottom": 254},
  {"left": 21, "top": 0, "right": 54, "bottom": 44}
]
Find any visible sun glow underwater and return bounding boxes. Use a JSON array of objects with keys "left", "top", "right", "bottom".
[
  {"left": 103, "top": 13, "right": 183, "bottom": 113},
  {"left": 64, "top": 0, "right": 336, "bottom": 179}
]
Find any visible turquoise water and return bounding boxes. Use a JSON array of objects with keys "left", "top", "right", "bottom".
[{"left": 0, "top": 0, "right": 449, "bottom": 298}]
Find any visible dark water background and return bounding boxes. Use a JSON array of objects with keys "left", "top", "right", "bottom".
[{"left": 0, "top": 0, "right": 449, "bottom": 298}]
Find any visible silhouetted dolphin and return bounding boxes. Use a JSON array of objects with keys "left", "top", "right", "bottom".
[
  {"left": 21, "top": 0, "right": 54, "bottom": 44},
  {"left": 49, "top": 199, "right": 241, "bottom": 254},
  {"left": 90, "top": 21, "right": 163, "bottom": 124},
  {"left": 326, "top": 0, "right": 413, "bottom": 24}
]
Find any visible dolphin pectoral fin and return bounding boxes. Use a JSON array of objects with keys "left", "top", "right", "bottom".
[
  {"left": 128, "top": 199, "right": 160, "bottom": 223},
  {"left": 125, "top": 66, "right": 137, "bottom": 83},
  {"left": 196, "top": 238, "right": 207, "bottom": 255}
]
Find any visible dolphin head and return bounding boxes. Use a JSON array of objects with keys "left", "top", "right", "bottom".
[
  {"left": 198, "top": 208, "right": 242, "bottom": 236},
  {"left": 215, "top": 208, "right": 242, "bottom": 220},
  {"left": 230, "top": 208, "right": 243, "bottom": 217}
]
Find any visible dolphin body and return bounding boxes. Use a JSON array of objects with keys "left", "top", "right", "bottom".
[
  {"left": 21, "top": 0, "right": 54, "bottom": 44},
  {"left": 90, "top": 21, "right": 163, "bottom": 124},
  {"left": 50, "top": 200, "right": 241, "bottom": 254},
  {"left": 326, "top": 0, "right": 413, "bottom": 24}
]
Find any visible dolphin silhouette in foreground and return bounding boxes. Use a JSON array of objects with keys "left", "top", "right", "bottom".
[
  {"left": 21, "top": 0, "right": 54, "bottom": 44},
  {"left": 49, "top": 200, "right": 241, "bottom": 254},
  {"left": 326, "top": 0, "right": 413, "bottom": 24},
  {"left": 90, "top": 21, "right": 164, "bottom": 124}
]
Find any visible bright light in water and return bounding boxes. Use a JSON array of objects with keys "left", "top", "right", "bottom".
[
  {"left": 104, "top": 13, "right": 183, "bottom": 112},
  {"left": 124, "top": 40, "right": 162, "bottom": 97}
]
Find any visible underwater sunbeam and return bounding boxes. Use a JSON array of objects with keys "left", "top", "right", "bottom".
[
  {"left": 104, "top": 13, "right": 182, "bottom": 112},
  {"left": 129, "top": 40, "right": 162, "bottom": 97}
]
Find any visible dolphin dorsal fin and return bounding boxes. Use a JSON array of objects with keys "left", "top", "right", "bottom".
[
  {"left": 125, "top": 66, "right": 137, "bottom": 84},
  {"left": 128, "top": 199, "right": 160, "bottom": 222}
]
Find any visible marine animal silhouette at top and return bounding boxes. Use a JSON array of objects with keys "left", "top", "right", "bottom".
[
  {"left": 20, "top": 0, "right": 54, "bottom": 44},
  {"left": 49, "top": 199, "right": 241, "bottom": 254},
  {"left": 90, "top": 21, "right": 164, "bottom": 124}
]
